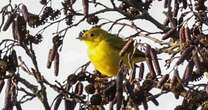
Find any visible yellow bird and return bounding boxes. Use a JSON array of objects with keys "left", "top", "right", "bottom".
[{"left": 78, "top": 27, "right": 146, "bottom": 77}]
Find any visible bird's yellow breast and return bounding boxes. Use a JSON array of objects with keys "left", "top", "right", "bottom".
[
  {"left": 81, "top": 27, "right": 146, "bottom": 77},
  {"left": 87, "top": 40, "right": 121, "bottom": 76}
]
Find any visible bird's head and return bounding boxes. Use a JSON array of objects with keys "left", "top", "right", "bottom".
[{"left": 77, "top": 27, "right": 108, "bottom": 47}]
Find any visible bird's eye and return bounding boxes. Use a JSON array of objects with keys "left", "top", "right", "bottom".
[{"left": 90, "top": 33, "right": 94, "bottom": 37}]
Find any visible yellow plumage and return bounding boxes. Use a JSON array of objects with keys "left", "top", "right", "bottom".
[{"left": 79, "top": 27, "right": 145, "bottom": 77}]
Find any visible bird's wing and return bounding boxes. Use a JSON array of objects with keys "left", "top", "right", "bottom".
[
  {"left": 106, "top": 34, "right": 145, "bottom": 58},
  {"left": 106, "top": 34, "right": 125, "bottom": 50}
]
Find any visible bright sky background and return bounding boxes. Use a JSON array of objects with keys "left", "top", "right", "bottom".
[{"left": 2, "top": 0, "right": 203, "bottom": 110}]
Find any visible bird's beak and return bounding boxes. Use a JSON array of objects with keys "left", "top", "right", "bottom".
[
  {"left": 76, "top": 36, "right": 82, "bottom": 40},
  {"left": 77, "top": 30, "right": 87, "bottom": 40}
]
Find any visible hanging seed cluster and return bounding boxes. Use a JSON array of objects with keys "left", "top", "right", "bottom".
[
  {"left": 61, "top": 0, "right": 75, "bottom": 25},
  {"left": 158, "top": 0, "right": 208, "bottom": 84},
  {"left": 47, "top": 34, "right": 63, "bottom": 76},
  {"left": 160, "top": 0, "right": 208, "bottom": 109},
  {"left": 0, "top": 49, "right": 19, "bottom": 110},
  {"left": 118, "top": 0, "right": 153, "bottom": 18},
  {"left": 175, "top": 24, "right": 208, "bottom": 82},
  {"left": 51, "top": 62, "right": 163, "bottom": 110},
  {"left": 1, "top": 4, "right": 43, "bottom": 45}
]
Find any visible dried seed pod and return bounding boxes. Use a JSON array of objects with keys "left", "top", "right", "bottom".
[
  {"left": 85, "top": 84, "right": 95, "bottom": 94},
  {"left": 46, "top": 49, "right": 53, "bottom": 68},
  {"left": 199, "top": 47, "right": 208, "bottom": 63},
  {"left": 54, "top": 52, "right": 59, "bottom": 76},
  {"left": 47, "top": 48, "right": 56, "bottom": 68},
  {"left": 129, "top": 64, "right": 137, "bottom": 82},
  {"left": 54, "top": 95, "right": 63, "bottom": 110},
  {"left": 150, "top": 48, "right": 161, "bottom": 75},
  {"left": 125, "top": 81, "right": 134, "bottom": 99},
  {"left": 7, "top": 50, "right": 17, "bottom": 72},
  {"left": 82, "top": 0, "right": 89, "bottom": 17},
  {"left": 75, "top": 82, "right": 83, "bottom": 96},
  {"left": 174, "top": 69, "right": 181, "bottom": 81},
  {"left": 192, "top": 51, "right": 201, "bottom": 70},
  {"left": 157, "top": 74, "right": 169, "bottom": 88},
  {"left": 7, "top": 50, "right": 18, "bottom": 73},
  {"left": 164, "top": 0, "right": 169, "bottom": 8},
  {"left": 3, "top": 13, "right": 15, "bottom": 31},
  {"left": 90, "top": 94, "right": 102, "bottom": 105},
  {"left": 116, "top": 67, "right": 124, "bottom": 110},
  {"left": 176, "top": 45, "right": 195, "bottom": 65},
  {"left": 145, "top": 45, "right": 156, "bottom": 79},
  {"left": 15, "top": 15, "right": 27, "bottom": 44},
  {"left": 171, "top": 18, "right": 177, "bottom": 28},
  {"left": 53, "top": 35, "right": 63, "bottom": 48},
  {"left": 64, "top": 99, "right": 76, "bottom": 110},
  {"left": 0, "top": 80, "right": 5, "bottom": 94},
  {"left": 190, "top": 51, "right": 204, "bottom": 81},
  {"left": 0, "top": 12, "right": 5, "bottom": 31},
  {"left": 184, "top": 25, "right": 191, "bottom": 42},
  {"left": 170, "top": 75, "right": 177, "bottom": 89},
  {"left": 179, "top": 26, "right": 186, "bottom": 44},
  {"left": 162, "top": 28, "right": 176, "bottom": 40},
  {"left": 119, "top": 38, "right": 134, "bottom": 57},
  {"left": 4, "top": 79, "right": 14, "bottom": 110},
  {"left": 182, "top": 0, "right": 187, "bottom": 9},
  {"left": 11, "top": 50, "right": 18, "bottom": 67},
  {"left": 182, "top": 60, "right": 194, "bottom": 82},
  {"left": 170, "top": 69, "right": 180, "bottom": 89},
  {"left": 173, "top": 0, "right": 179, "bottom": 17},
  {"left": 138, "top": 63, "right": 144, "bottom": 81},
  {"left": 21, "top": 4, "right": 29, "bottom": 22},
  {"left": 12, "top": 21, "right": 17, "bottom": 40},
  {"left": 142, "top": 99, "right": 148, "bottom": 110},
  {"left": 0, "top": 60, "right": 8, "bottom": 75}
]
